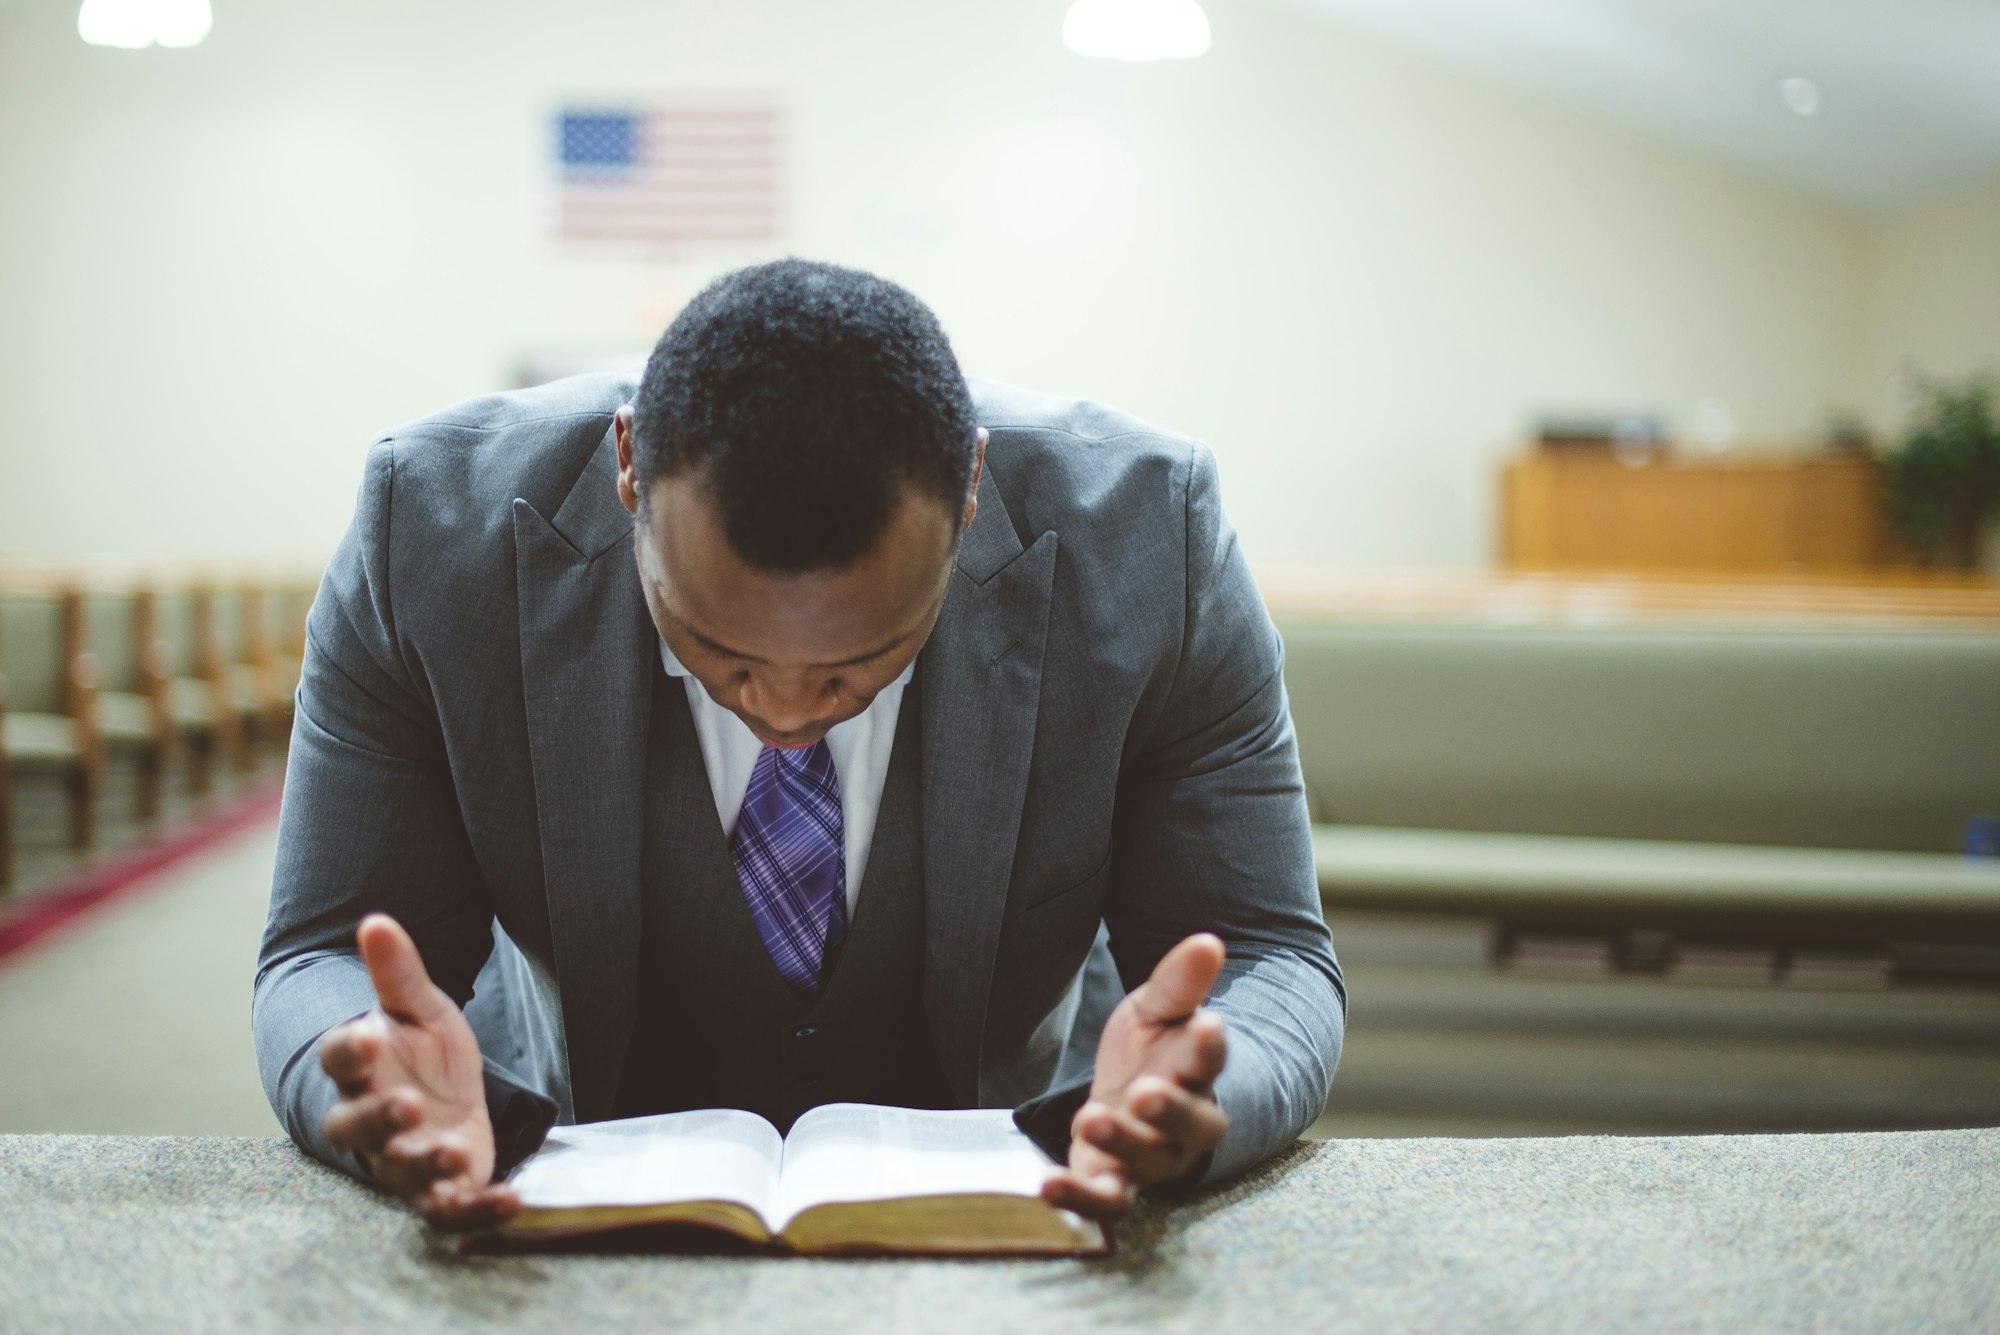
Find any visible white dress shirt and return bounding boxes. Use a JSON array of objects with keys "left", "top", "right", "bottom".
[{"left": 657, "top": 638, "right": 913, "bottom": 915}]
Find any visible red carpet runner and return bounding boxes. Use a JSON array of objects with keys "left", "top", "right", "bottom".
[{"left": 0, "top": 780, "right": 285, "bottom": 966}]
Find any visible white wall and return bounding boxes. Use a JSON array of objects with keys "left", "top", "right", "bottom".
[
  {"left": 1856, "top": 181, "right": 2000, "bottom": 432},
  {"left": 0, "top": 0, "right": 1898, "bottom": 568}
]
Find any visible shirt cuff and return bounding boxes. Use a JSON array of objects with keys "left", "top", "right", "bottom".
[
  {"left": 1013, "top": 1071, "right": 1093, "bottom": 1164},
  {"left": 482, "top": 1057, "right": 559, "bottom": 1180}
]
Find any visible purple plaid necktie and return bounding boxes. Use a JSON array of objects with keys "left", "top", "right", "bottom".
[{"left": 731, "top": 740, "right": 847, "bottom": 1000}]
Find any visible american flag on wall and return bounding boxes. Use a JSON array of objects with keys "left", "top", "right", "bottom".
[{"left": 555, "top": 103, "right": 783, "bottom": 243}]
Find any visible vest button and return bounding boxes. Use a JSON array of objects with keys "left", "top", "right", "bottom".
[{"left": 793, "top": 1026, "right": 817, "bottom": 1039}]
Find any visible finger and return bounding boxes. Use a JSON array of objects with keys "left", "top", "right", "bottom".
[
  {"left": 371, "top": 1125, "right": 479, "bottom": 1201},
  {"left": 1126, "top": 1076, "right": 1228, "bottom": 1152},
  {"left": 421, "top": 1139, "right": 472, "bottom": 1182},
  {"left": 375, "top": 1117, "right": 458, "bottom": 1167},
  {"left": 1191, "top": 1010, "right": 1227, "bottom": 1076},
  {"left": 1130, "top": 933, "right": 1225, "bottom": 1027},
  {"left": 357, "top": 913, "right": 449, "bottom": 1026},
  {"left": 1040, "top": 1168, "right": 1136, "bottom": 1221},
  {"left": 370, "top": 1141, "right": 450, "bottom": 1201},
  {"left": 415, "top": 1181, "right": 522, "bottom": 1233},
  {"left": 324, "top": 1088, "right": 420, "bottom": 1155},
  {"left": 1157, "top": 1010, "right": 1228, "bottom": 1092},
  {"left": 318, "top": 1021, "right": 380, "bottom": 1097},
  {"left": 1076, "top": 1103, "right": 1173, "bottom": 1164}
]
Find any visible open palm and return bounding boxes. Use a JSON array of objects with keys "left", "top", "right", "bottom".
[
  {"left": 1042, "top": 933, "right": 1230, "bottom": 1218},
  {"left": 319, "top": 913, "right": 517, "bottom": 1230}
]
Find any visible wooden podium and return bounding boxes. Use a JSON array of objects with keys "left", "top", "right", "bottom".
[{"left": 1500, "top": 450, "right": 1889, "bottom": 572}]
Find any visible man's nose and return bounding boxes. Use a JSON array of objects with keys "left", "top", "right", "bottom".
[{"left": 738, "top": 674, "right": 835, "bottom": 733}]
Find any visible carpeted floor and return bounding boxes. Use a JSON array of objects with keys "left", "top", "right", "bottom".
[{"left": 0, "top": 821, "right": 283, "bottom": 1136}]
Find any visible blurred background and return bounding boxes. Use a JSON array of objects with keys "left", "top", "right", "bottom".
[{"left": 1, "top": 0, "right": 1996, "bottom": 1143}]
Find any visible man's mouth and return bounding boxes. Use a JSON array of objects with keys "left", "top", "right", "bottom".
[{"left": 745, "top": 719, "right": 828, "bottom": 750}]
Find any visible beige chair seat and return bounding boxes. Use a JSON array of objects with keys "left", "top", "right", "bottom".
[
  {"left": 97, "top": 690, "right": 159, "bottom": 745},
  {"left": 169, "top": 677, "right": 215, "bottom": 731},
  {"left": 2, "top": 710, "right": 83, "bottom": 767},
  {"left": 226, "top": 663, "right": 265, "bottom": 714},
  {"left": 1315, "top": 824, "right": 2000, "bottom": 915}
]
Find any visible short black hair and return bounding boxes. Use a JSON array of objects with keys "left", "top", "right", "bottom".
[{"left": 630, "top": 258, "right": 979, "bottom": 571}]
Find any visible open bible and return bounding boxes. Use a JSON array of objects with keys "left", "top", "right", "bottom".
[{"left": 482, "top": 1103, "right": 1109, "bottom": 1255}]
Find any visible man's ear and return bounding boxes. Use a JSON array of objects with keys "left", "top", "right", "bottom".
[
  {"left": 961, "top": 428, "right": 988, "bottom": 534},
  {"left": 615, "top": 405, "right": 640, "bottom": 516}
]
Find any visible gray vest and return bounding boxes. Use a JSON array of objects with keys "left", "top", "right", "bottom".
[{"left": 611, "top": 658, "right": 955, "bottom": 1131}]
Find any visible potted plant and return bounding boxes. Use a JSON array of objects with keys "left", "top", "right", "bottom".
[{"left": 1881, "top": 372, "right": 2000, "bottom": 570}]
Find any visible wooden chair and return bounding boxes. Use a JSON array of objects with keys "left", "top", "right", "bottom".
[
  {"left": 153, "top": 586, "right": 235, "bottom": 795},
  {"left": 243, "top": 581, "right": 296, "bottom": 753},
  {"left": 213, "top": 584, "right": 280, "bottom": 770},
  {"left": 84, "top": 586, "right": 174, "bottom": 821},
  {"left": 0, "top": 586, "right": 103, "bottom": 885},
  {"left": 262, "top": 580, "right": 314, "bottom": 744}
]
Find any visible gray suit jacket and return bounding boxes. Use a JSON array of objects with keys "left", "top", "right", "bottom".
[{"left": 253, "top": 373, "right": 1346, "bottom": 1190}]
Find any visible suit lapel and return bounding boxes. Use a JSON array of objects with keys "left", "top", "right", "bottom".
[
  {"left": 514, "top": 424, "right": 653, "bottom": 1124},
  {"left": 921, "top": 463, "right": 1058, "bottom": 1106}
]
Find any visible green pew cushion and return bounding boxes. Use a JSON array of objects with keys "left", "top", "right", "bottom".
[
  {"left": 1278, "top": 622, "right": 2000, "bottom": 855},
  {"left": 1314, "top": 824, "right": 2000, "bottom": 915}
]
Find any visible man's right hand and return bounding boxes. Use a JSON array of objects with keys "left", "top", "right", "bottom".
[{"left": 318, "top": 912, "right": 520, "bottom": 1232}]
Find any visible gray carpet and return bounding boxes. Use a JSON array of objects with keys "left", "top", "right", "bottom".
[
  {"left": 1, "top": 1128, "right": 1993, "bottom": 1333},
  {"left": 0, "top": 822, "right": 281, "bottom": 1137}
]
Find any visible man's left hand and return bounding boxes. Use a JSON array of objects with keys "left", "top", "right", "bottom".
[{"left": 1042, "top": 933, "right": 1229, "bottom": 1219}]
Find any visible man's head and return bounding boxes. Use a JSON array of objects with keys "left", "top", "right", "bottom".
[{"left": 615, "top": 258, "right": 986, "bottom": 750}]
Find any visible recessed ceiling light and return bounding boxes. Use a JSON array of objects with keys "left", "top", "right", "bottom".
[
  {"left": 1062, "top": 0, "right": 1212, "bottom": 62},
  {"left": 1779, "top": 76, "right": 1821, "bottom": 118},
  {"left": 77, "top": 0, "right": 212, "bottom": 49}
]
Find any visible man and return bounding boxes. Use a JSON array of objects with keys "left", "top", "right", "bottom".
[{"left": 253, "top": 258, "right": 1345, "bottom": 1231}]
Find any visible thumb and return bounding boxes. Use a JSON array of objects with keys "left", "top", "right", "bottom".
[
  {"left": 1132, "top": 933, "right": 1226, "bottom": 1026},
  {"left": 357, "top": 913, "right": 449, "bottom": 1026}
]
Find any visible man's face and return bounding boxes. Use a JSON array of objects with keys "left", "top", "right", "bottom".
[{"left": 615, "top": 408, "right": 981, "bottom": 750}]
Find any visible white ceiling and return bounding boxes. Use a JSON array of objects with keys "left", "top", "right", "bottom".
[
  {"left": 6, "top": 0, "right": 1995, "bottom": 207},
  {"left": 1272, "top": 0, "right": 2000, "bottom": 209}
]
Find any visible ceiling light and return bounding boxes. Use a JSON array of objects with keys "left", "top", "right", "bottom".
[
  {"left": 77, "top": 0, "right": 212, "bottom": 49},
  {"left": 1779, "top": 77, "right": 1821, "bottom": 118},
  {"left": 1062, "top": 0, "right": 1212, "bottom": 62},
  {"left": 77, "top": 0, "right": 152, "bottom": 48},
  {"left": 150, "top": 0, "right": 213, "bottom": 47}
]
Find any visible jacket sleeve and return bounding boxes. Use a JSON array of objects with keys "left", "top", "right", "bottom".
[
  {"left": 251, "top": 438, "right": 529, "bottom": 1185},
  {"left": 1022, "top": 441, "right": 1348, "bottom": 1189}
]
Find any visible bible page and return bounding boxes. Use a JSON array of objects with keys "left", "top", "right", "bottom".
[
  {"left": 505, "top": 1108, "right": 784, "bottom": 1221},
  {"left": 773, "top": 1104, "right": 1056, "bottom": 1228}
]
